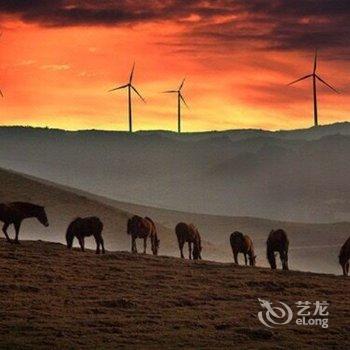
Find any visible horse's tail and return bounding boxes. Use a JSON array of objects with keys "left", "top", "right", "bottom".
[{"left": 232, "top": 231, "right": 244, "bottom": 240}]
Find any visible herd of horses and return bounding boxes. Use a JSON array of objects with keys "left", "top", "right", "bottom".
[{"left": 0, "top": 201, "right": 349, "bottom": 276}]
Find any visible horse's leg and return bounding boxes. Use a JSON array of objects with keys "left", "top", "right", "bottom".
[
  {"left": 234, "top": 251, "right": 238, "bottom": 265},
  {"left": 132, "top": 237, "right": 137, "bottom": 253},
  {"left": 100, "top": 237, "right": 105, "bottom": 254},
  {"left": 343, "top": 261, "right": 349, "bottom": 276},
  {"left": 178, "top": 239, "right": 184, "bottom": 259},
  {"left": 143, "top": 237, "right": 147, "bottom": 254},
  {"left": 244, "top": 253, "right": 248, "bottom": 266},
  {"left": 2, "top": 223, "right": 12, "bottom": 243},
  {"left": 282, "top": 250, "right": 289, "bottom": 270},
  {"left": 14, "top": 221, "right": 21, "bottom": 244},
  {"left": 188, "top": 242, "right": 192, "bottom": 260},
  {"left": 280, "top": 250, "right": 287, "bottom": 270},
  {"left": 78, "top": 237, "right": 85, "bottom": 252},
  {"left": 94, "top": 235, "right": 100, "bottom": 254}
]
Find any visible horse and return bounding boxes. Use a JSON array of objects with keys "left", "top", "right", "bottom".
[
  {"left": 175, "top": 222, "right": 202, "bottom": 260},
  {"left": 230, "top": 231, "right": 256, "bottom": 266},
  {"left": 0, "top": 201, "right": 49, "bottom": 243},
  {"left": 66, "top": 216, "right": 105, "bottom": 254},
  {"left": 127, "top": 215, "right": 160, "bottom": 255},
  {"left": 266, "top": 229, "right": 289, "bottom": 270},
  {"left": 339, "top": 236, "right": 350, "bottom": 276}
]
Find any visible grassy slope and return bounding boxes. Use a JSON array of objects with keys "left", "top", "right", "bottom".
[{"left": 0, "top": 240, "right": 349, "bottom": 349}]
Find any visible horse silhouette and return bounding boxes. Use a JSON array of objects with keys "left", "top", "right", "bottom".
[
  {"left": 230, "top": 231, "right": 256, "bottom": 266},
  {"left": 266, "top": 229, "right": 289, "bottom": 270},
  {"left": 175, "top": 222, "right": 202, "bottom": 260},
  {"left": 339, "top": 236, "right": 350, "bottom": 276},
  {"left": 0, "top": 201, "right": 49, "bottom": 243},
  {"left": 127, "top": 215, "right": 159, "bottom": 255},
  {"left": 66, "top": 216, "right": 105, "bottom": 254}
]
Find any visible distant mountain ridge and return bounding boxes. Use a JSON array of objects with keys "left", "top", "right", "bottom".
[{"left": 0, "top": 122, "right": 349, "bottom": 223}]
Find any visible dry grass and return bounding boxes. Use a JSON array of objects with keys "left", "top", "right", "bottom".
[{"left": 0, "top": 240, "right": 349, "bottom": 349}]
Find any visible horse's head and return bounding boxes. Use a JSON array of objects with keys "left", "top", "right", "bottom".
[
  {"left": 250, "top": 254, "right": 257, "bottom": 266},
  {"left": 152, "top": 237, "right": 160, "bottom": 256},
  {"left": 193, "top": 244, "right": 202, "bottom": 260},
  {"left": 37, "top": 206, "right": 49, "bottom": 227}
]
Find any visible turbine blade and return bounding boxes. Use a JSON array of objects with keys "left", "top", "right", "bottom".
[
  {"left": 287, "top": 74, "right": 312, "bottom": 86},
  {"left": 179, "top": 78, "right": 185, "bottom": 90},
  {"left": 129, "top": 62, "right": 135, "bottom": 83},
  {"left": 108, "top": 84, "right": 128, "bottom": 92},
  {"left": 131, "top": 85, "right": 146, "bottom": 103},
  {"left": 313, "top": 49, "right": 318, "bottom": 73},
  {"left": 316, "top": 75, "right": 340, "bottom": 93},
  {"left": 162, "top": 90, "right": 177, "bottom": 93},
  {"left": 180, "top": 93, "right": 189, "bottom": 109}
]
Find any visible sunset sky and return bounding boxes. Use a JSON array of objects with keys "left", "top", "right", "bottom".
[{"left": 1, "top": 0, "right": 350, "bottom": 131}]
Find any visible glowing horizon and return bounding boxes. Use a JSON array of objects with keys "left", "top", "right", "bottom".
[{"left": 1, "top": 2, "right": 349, "bottom": 132}]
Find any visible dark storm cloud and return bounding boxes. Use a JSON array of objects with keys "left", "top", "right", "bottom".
[{"left": 1, "top": 0, "right": 349, "bottom": 53}]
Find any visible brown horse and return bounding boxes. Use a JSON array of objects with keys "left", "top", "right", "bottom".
[
  {"left": 0, "top": 201, "right": 49, "bottom": 243},
  {"left": 230, "top": 231, "right": 256, "bottom": 266},
  {"left": 66, "top": 216, "right": 105, "bottom": 254},
  {"left": 127, "top": 216, "right": 160, "bottom": 255},
  {"left": 267, "top": 229, "right": 289, "bottom": 270},
  {"left": 339, "top": 236, "right": 350, "bottom": 276},
  {"left": 175, "top": 222, "right": 202, "bottom": 260}
]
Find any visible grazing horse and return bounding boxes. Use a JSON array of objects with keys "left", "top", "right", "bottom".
[
  {"left": 127, "top": 216, "right": 160, "bottom": 255},
  {"left": 175, "top": 222, "right": 202, "bottom": 260},
  {"left": 266, "top": 229, "right": 289, "bottom": 270},
  {"left": 0, "top": 201, "right": 49, "bottom": 243},
  {"left": 339, "top": 236, "right": 350, "bottom": 276},
  {"left": 66, "top": 216, "right": 105, "bottom": 254},
  {"left": 230, "top": 231, "right": 256, "bottom": 266}
]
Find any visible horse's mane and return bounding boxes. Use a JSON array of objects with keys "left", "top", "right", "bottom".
[{"left": 145, "top": 216, "right": 156, "bottom": 226}]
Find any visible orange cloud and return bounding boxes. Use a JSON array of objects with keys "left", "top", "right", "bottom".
[{"left": 0, "top": 1, "right": 349, "bottom": 131}]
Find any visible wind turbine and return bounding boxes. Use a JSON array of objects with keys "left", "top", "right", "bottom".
[
  {"left": 288, "top": 50, "right": 339, "bottom": 127},
  {"left": 163, "top": 78, "right": 188, "bottom": 133},
  {"left": 108, "top": 63, "right": 145, "bottom": 132}
]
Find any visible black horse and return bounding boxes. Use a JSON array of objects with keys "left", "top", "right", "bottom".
[
  {"left": 0, "top": 201, "right": 49, "bottom": 243},
  {"left": 266, "top": 229, "right": 289, "bottom": 270},
  {"left": 66, "top": 216, "right": 105, "bottom": 254}
]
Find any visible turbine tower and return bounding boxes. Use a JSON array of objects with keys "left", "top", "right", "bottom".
[
  {"left": 288, "top": 50, "right": 339, "bottom": 127},
  {"left": 163, "top": 78, "right": 188, "bottom": 133},
  {"left": 108, "top": 63, "right": 145, "bottom": 132}
]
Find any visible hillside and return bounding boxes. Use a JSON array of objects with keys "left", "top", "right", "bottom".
[
  {"left": 0, "top": 123, "right": 350, "bottom": 222},
  {"left": 0, "top": 167, "right": 348, "bottom": 274},
  {"left": 0, "top": 240, "right": 349, "bottom": 349}
]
